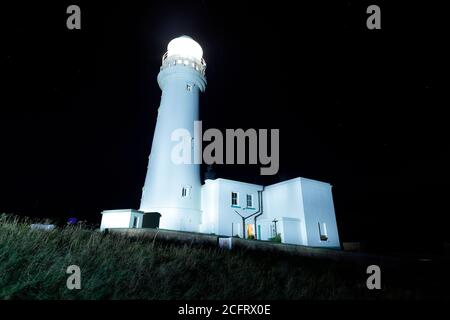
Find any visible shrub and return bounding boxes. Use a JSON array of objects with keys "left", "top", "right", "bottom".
[{"left": 268, "top": 233, "right": 282, "bottom": 243}]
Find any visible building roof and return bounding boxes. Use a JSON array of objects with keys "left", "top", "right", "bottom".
[
  {"left": 205, "top": 176, "right": 332, "bottom": 190},
  {"left": 265, "top": 177, "right": 332, "bottom": 190},
  {"left": 205, "top": 177, "right": 263, "bottom": 189}
]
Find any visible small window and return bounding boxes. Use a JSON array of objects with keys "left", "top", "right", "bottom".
[
  {"left": 231, "top": 192, "right": 239, "bottom": 206},
  {"left": 246, "top": 194, "right": 253, "bottom": 208},
  {"left": 318, "top": 222, "right": 328, "bottom": 241},
  {"left": 186, "top": 83, "right": 192, "bottom": 91},
  {"left": 182, "top": 185, "right": 192, "bottom": 198}
]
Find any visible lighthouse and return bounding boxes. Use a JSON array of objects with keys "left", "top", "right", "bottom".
[
  {"left": 139, "top": 36, "right": 207, "bottom": 232},
  {"left": 100, "top": 35, "right": 340, "bottom": 249}
]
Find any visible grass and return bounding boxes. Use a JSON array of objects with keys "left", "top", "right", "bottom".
[{"left": 0, "top": 214, "right": 447, "bottom": 299}]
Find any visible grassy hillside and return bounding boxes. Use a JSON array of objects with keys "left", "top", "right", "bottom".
[{"left": 0, "top": 214, "right": 445, "bottom": 299}]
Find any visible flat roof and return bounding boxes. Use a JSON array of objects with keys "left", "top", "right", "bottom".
[
  {"left": 205, "top": 178, "right": 263, "bottom": 189},
  {"left": 265, "top": 177, "right": 332, "bottom": 190},
  {"left": 101, "top": 209, "right": 143, "bottom": 214},
  {"left": 206, "top": 176, "right": 331, "bottom": 190}
]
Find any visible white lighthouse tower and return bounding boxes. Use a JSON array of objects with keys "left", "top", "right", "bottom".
[{"left": 139, "top": 36, "right": 206, "bottom": 232}]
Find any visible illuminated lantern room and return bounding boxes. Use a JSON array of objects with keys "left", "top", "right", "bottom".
[{"left": 161, "top": 36, "right": 206, "bottom": 76}]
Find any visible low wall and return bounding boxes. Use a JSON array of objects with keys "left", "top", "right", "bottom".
[
  {"left": 106, "top": 228, "right": 429, "bottom": 268},
  {"left": 108, "top": 228, "right": 218, "bottom": 247}
]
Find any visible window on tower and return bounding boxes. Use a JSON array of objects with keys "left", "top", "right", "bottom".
[{"left": 182, "top": 185, "right": 192, "bottom": 198}]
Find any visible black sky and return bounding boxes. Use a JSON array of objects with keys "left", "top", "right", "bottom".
[{"left": 1, "top": 1, "right": 448, "bottom": 253}]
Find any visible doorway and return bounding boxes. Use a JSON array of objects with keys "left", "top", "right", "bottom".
[
  {"left": 246, "top": 224, "right": 255, "bottom": 238},
  {"left": 132, "top": 216, "right": 138, "bottom": 228}
]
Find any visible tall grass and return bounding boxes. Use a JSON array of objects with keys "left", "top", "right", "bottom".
[{"left": 0, "top": 214, "right": 438, "bottom": 299}]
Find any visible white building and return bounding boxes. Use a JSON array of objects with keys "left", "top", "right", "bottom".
[
  {"left": 100, "top": 36, "right": 340, "bottom": 249},
  {"left": 198, "top": 177, "right": 340, "bottom": 248}
]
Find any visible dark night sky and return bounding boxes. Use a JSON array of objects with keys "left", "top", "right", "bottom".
[{"left": 1, "top": 1, "right": 448, "bottom": 252}]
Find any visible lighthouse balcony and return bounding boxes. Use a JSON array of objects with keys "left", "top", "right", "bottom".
[{"left": 161, "top": 52, "right": 206, "bottom": 76}]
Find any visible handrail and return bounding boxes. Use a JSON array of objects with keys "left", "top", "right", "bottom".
[{"left": 160, "top": 52, "right": 206, "bottom": 76}]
